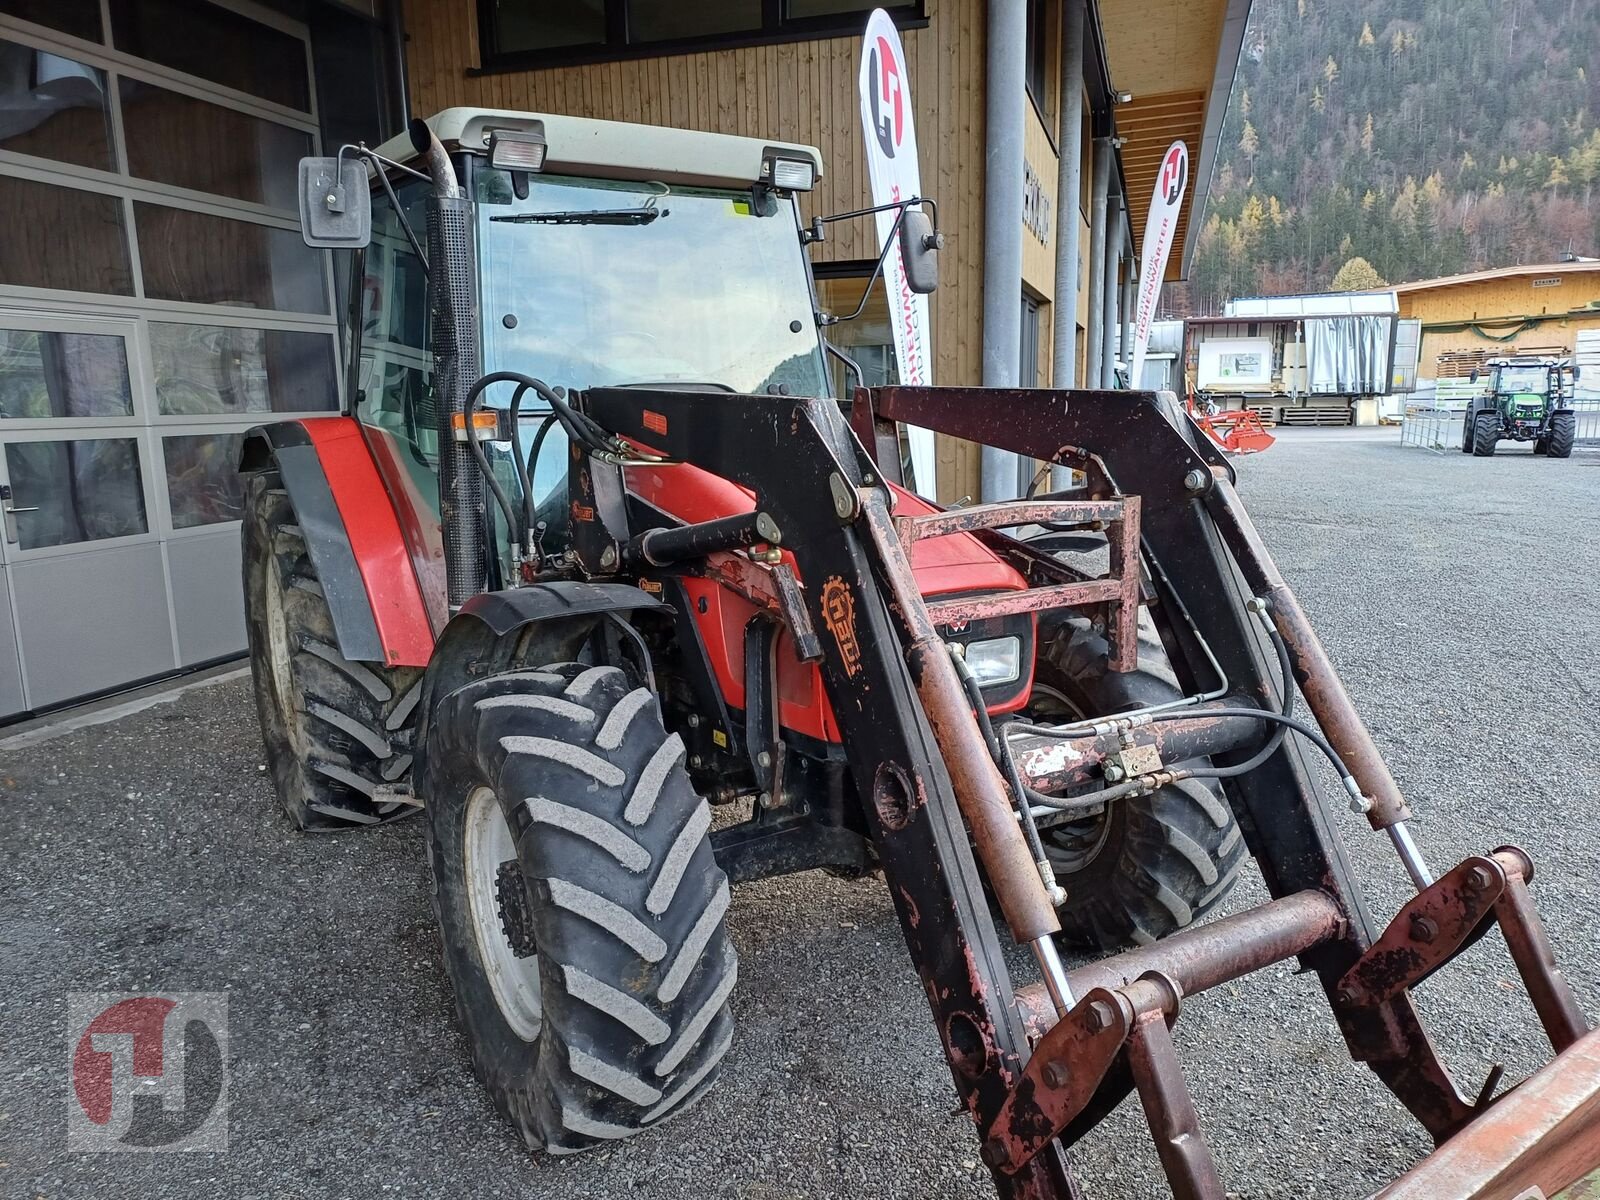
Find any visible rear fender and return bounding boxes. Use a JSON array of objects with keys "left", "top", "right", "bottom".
[
  {"left": 411, "top": 582, "right": 670, "bottom": 796},
  {"left": 242, "top": 418, "right": 435, "bottom": 668}
]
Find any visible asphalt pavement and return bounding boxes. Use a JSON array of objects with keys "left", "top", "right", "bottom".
[{"left": 3, "top": 427, "right": 1597, "bottom": 1199}]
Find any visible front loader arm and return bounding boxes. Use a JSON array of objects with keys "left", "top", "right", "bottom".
[
  {"left": 577, "top": 384, "right": 1596, "bottom": 1199},
  {"left": 584, "top": 386, "right": 1079, "bottom": 1198}
]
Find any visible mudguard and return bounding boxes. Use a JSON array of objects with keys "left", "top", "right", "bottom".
[
  {"left": 241, "top": 418, "right": 434, "bottom": 668},
  {"left": 411, "top": 582, "right": 670, "bottom": 794}
]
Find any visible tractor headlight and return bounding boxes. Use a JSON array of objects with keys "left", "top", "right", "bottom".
[{"left": 962, "top": 636, "right": 1022, "bottom": 687}]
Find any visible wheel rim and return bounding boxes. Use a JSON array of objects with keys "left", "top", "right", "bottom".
[
  {"left": 1027, "top": 682, "right": 1115, "bottom": 873},
  {"left": 463, "top": 786, "right": 542, "bottom": 1041},
  {"left": 262, "top": 567, "right": 300, "bottom": 736}
]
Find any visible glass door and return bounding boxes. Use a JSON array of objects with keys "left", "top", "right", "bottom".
[{"left": 0, "top": 312, "right": 175, "bottom": 710}]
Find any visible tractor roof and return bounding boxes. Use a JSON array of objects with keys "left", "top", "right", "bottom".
[
  {"left": 374, "top": 108, "right": 824, "bottom": 192},
  {"left": 1487, "top": 355, "right": 1568, "bottom": 367}
]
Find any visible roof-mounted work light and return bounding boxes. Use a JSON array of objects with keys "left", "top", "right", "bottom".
[
  {"left": 488, "top": 128, "right": 549, "bottom": 173},
  {"left": 763, "top": 154, "right": 816, "bottom": 191}
]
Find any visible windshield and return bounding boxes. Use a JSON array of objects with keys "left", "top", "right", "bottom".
[
  {"left": 474, "top": 169, "right": 828, "bottom": 399},
  {"left": 1496, "top": 366, "right": 1549, "bottom": 395}
]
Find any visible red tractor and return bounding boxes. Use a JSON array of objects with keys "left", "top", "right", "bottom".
[{"left": 242, "top": 110, "right": 1600, "bottom": 1197}]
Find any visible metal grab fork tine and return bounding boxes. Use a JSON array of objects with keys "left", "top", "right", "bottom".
[{"left": 1125, "top": 1005, "right": 1226, "bottom": 1200}]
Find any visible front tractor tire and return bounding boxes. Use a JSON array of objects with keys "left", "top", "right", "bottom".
[
  {"left": 1033, "top": 620, "right": 1246, "bottom": 951},
  {"left": 1546, "top": 411, "right": 1576, "bottom": 459},
  {"left": 1471, "top": 410, "right": 1500, "bottom": 457},
  {"left": 242, "top": 472, "right": 422, "bottom": 830},
  {"left": 424, "top": 665, "right": 737, "bottom": 1155}
]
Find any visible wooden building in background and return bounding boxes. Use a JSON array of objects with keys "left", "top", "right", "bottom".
[{"left": 1394, "top": 261, "right": 1600, "bottom": 385}]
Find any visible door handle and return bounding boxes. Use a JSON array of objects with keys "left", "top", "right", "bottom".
[{"left": 0, "top": 485, "right": 32, "bottom": 544}]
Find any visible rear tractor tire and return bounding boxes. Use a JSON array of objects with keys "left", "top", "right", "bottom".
[
  {"left": 1032, "top": 620, "right": 1246, "bottom": 951},
  {"left": 424, "top": 664, "right": 737, "bottom": 1154},
  {"left": 1546, "top": 411, "right": 1576, "bottom": 459},
  {"left": 1471, "top": 410, "right": 1499, "bottom": 457},
  {"left": 242, "top": 471, "right": 423, "bottom": 831}
]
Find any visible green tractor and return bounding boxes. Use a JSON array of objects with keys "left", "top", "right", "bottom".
[{"left": 1462, "top": 355, "right": 1579, "bottom": 457}]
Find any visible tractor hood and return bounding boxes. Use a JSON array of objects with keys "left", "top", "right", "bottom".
[{"left": 624, "top": 465, "right": 1027, "bottom": 598}]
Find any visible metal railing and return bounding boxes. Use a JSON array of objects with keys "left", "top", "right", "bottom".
[{"left": 1400, "top": 398, "right": 1600, "bottom": 452}]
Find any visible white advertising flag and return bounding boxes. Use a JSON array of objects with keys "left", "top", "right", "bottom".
[
  {"left": 858, "top": 9, "right": 936, "bottom": 496},
  {"left": 1130, "top": 140, "right": 1189, "bottom": 388}
]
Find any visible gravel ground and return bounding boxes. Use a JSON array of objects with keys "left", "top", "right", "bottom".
[{"left": 2, "top": 427, "right": 1597, "bottom": 1200}]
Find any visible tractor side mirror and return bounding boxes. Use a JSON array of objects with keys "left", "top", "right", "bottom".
[
  {"left": 899, "top": 209, "right": 943, "bottom": 295},
  {"left": 1469, "top": 369, "right": 1479, "bottom": 383},
  {"left": 297, "top": 156, "right": 371, "bottom": 249}
]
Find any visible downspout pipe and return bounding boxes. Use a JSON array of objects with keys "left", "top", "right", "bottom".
[
  {"left": 1121, "top": 258, "right": 1136, "bottom": 374},
  {"left": 1101, "top": 189, "right": 1123, "bottom": 388},
  {"left": 980, "top": 0, "right": 1029, "bottom": 503},
  {"left": 386, "top": 0, "right": 411, "bottom": 136},
  {"left": 1050, "top": 0, "right": 1086, "bottom": 490},
  {"left": 1085, "top": 135, "right": 1111, "bottom": 391},
  {"left": 1052, "top": 0, "right": 1085, "bottom": 388}
]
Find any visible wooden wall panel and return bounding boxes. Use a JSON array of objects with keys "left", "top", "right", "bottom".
[
  {"left": 1021, "top": 104, "right": 1058, "bottom": 301},
  {"left": 403, "top": 0, "right": 1005, "bottom": 501},
  {"left": 1398, "top": 273, "right": 1600, "bottom": 378}
]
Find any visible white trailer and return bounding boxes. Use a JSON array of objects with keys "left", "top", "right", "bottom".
[{"left": 1181, "top": 292, "right": 1421, "bottom": 426}]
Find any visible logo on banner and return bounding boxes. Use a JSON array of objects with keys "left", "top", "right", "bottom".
[
  {"left": 68, "top": 992, "right": 230, "bottom": 1151},
  {"left": 868, "top": 36, "right": 905, "bottom": 157},
  {"left": 1159, "top": 144, "right": 1188, "bottom": 205}
]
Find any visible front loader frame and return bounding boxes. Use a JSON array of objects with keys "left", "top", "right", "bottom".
[{"left": 571, "top": 383, "right": 1595, "bottom": 1199}]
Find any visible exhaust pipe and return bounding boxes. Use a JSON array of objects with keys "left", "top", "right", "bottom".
[
  {"left": 413, "top": 118, "right": 484, "bottom": 608},
  {"left": 409, "top": 117, "right": 460, "bottom": 199}
]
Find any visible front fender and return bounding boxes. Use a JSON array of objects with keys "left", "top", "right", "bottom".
[
  {"left": 242, "top": 418, "right": 435, "bottom": 668},
  {"left": 411, "top": 582, "right": 669, "bottom": 795}
]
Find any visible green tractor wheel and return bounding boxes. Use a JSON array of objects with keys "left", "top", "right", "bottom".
[
  {"left": 1546, "top": 411, "right": 1576, "bottom": 459},
  {"left": 1471, "top": 410, "right": 1499, "bottom": 457}
]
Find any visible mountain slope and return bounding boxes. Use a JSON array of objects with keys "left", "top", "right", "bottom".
[{"left": 1179, "top": 0, "right": 1600, "bottom": 312}]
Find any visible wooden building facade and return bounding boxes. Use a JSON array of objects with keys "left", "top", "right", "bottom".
[{"left": 1394, "top": 262, "right": 1600, "bottom": 382}]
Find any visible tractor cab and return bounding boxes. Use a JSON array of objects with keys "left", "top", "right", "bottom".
[
  {"left": 345, "top": 111, "right": 832, "bottom": 598},
  {"left": 301, "top": 109, "right": 941, "bottom": 609}
]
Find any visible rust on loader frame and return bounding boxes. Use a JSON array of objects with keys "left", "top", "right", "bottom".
[{"left": 584, "top": 383, "right": 1596, "bottom": 1200}]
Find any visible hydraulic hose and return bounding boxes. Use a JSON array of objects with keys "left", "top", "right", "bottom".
[
  {"left": 951, "top": 646, "right": 1061, "bottom": 904},
  {"left": 1181, "top": 603, "right": 1294, "bottom": 781},
  {"left": 1010, "top": 604, "right": 1371, "bottom": 813}
]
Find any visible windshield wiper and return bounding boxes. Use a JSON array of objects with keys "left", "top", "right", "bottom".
[{"left": 492, "top": 205, "right": 667, "bottom": 227}]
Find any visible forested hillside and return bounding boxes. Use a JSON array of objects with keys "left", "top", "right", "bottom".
[{"left": 1178, "top": 0, "right": 1600, "bottom": 313}]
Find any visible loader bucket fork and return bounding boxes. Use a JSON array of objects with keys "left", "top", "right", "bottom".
[{"left": 577, "top": 384, "right": 1598, "bottom": 1200}]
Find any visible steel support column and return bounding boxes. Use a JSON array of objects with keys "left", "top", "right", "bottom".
[{"left": 980, "top": 0, "right": 1029, "bottom": 503}]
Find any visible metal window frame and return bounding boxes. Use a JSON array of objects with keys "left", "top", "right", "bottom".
[
  {"left": 3, "top": 8, "right": 318, "bottom": 130},
  {"left": 473, "top": 0, "right": 928, "bottom": 75}
]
